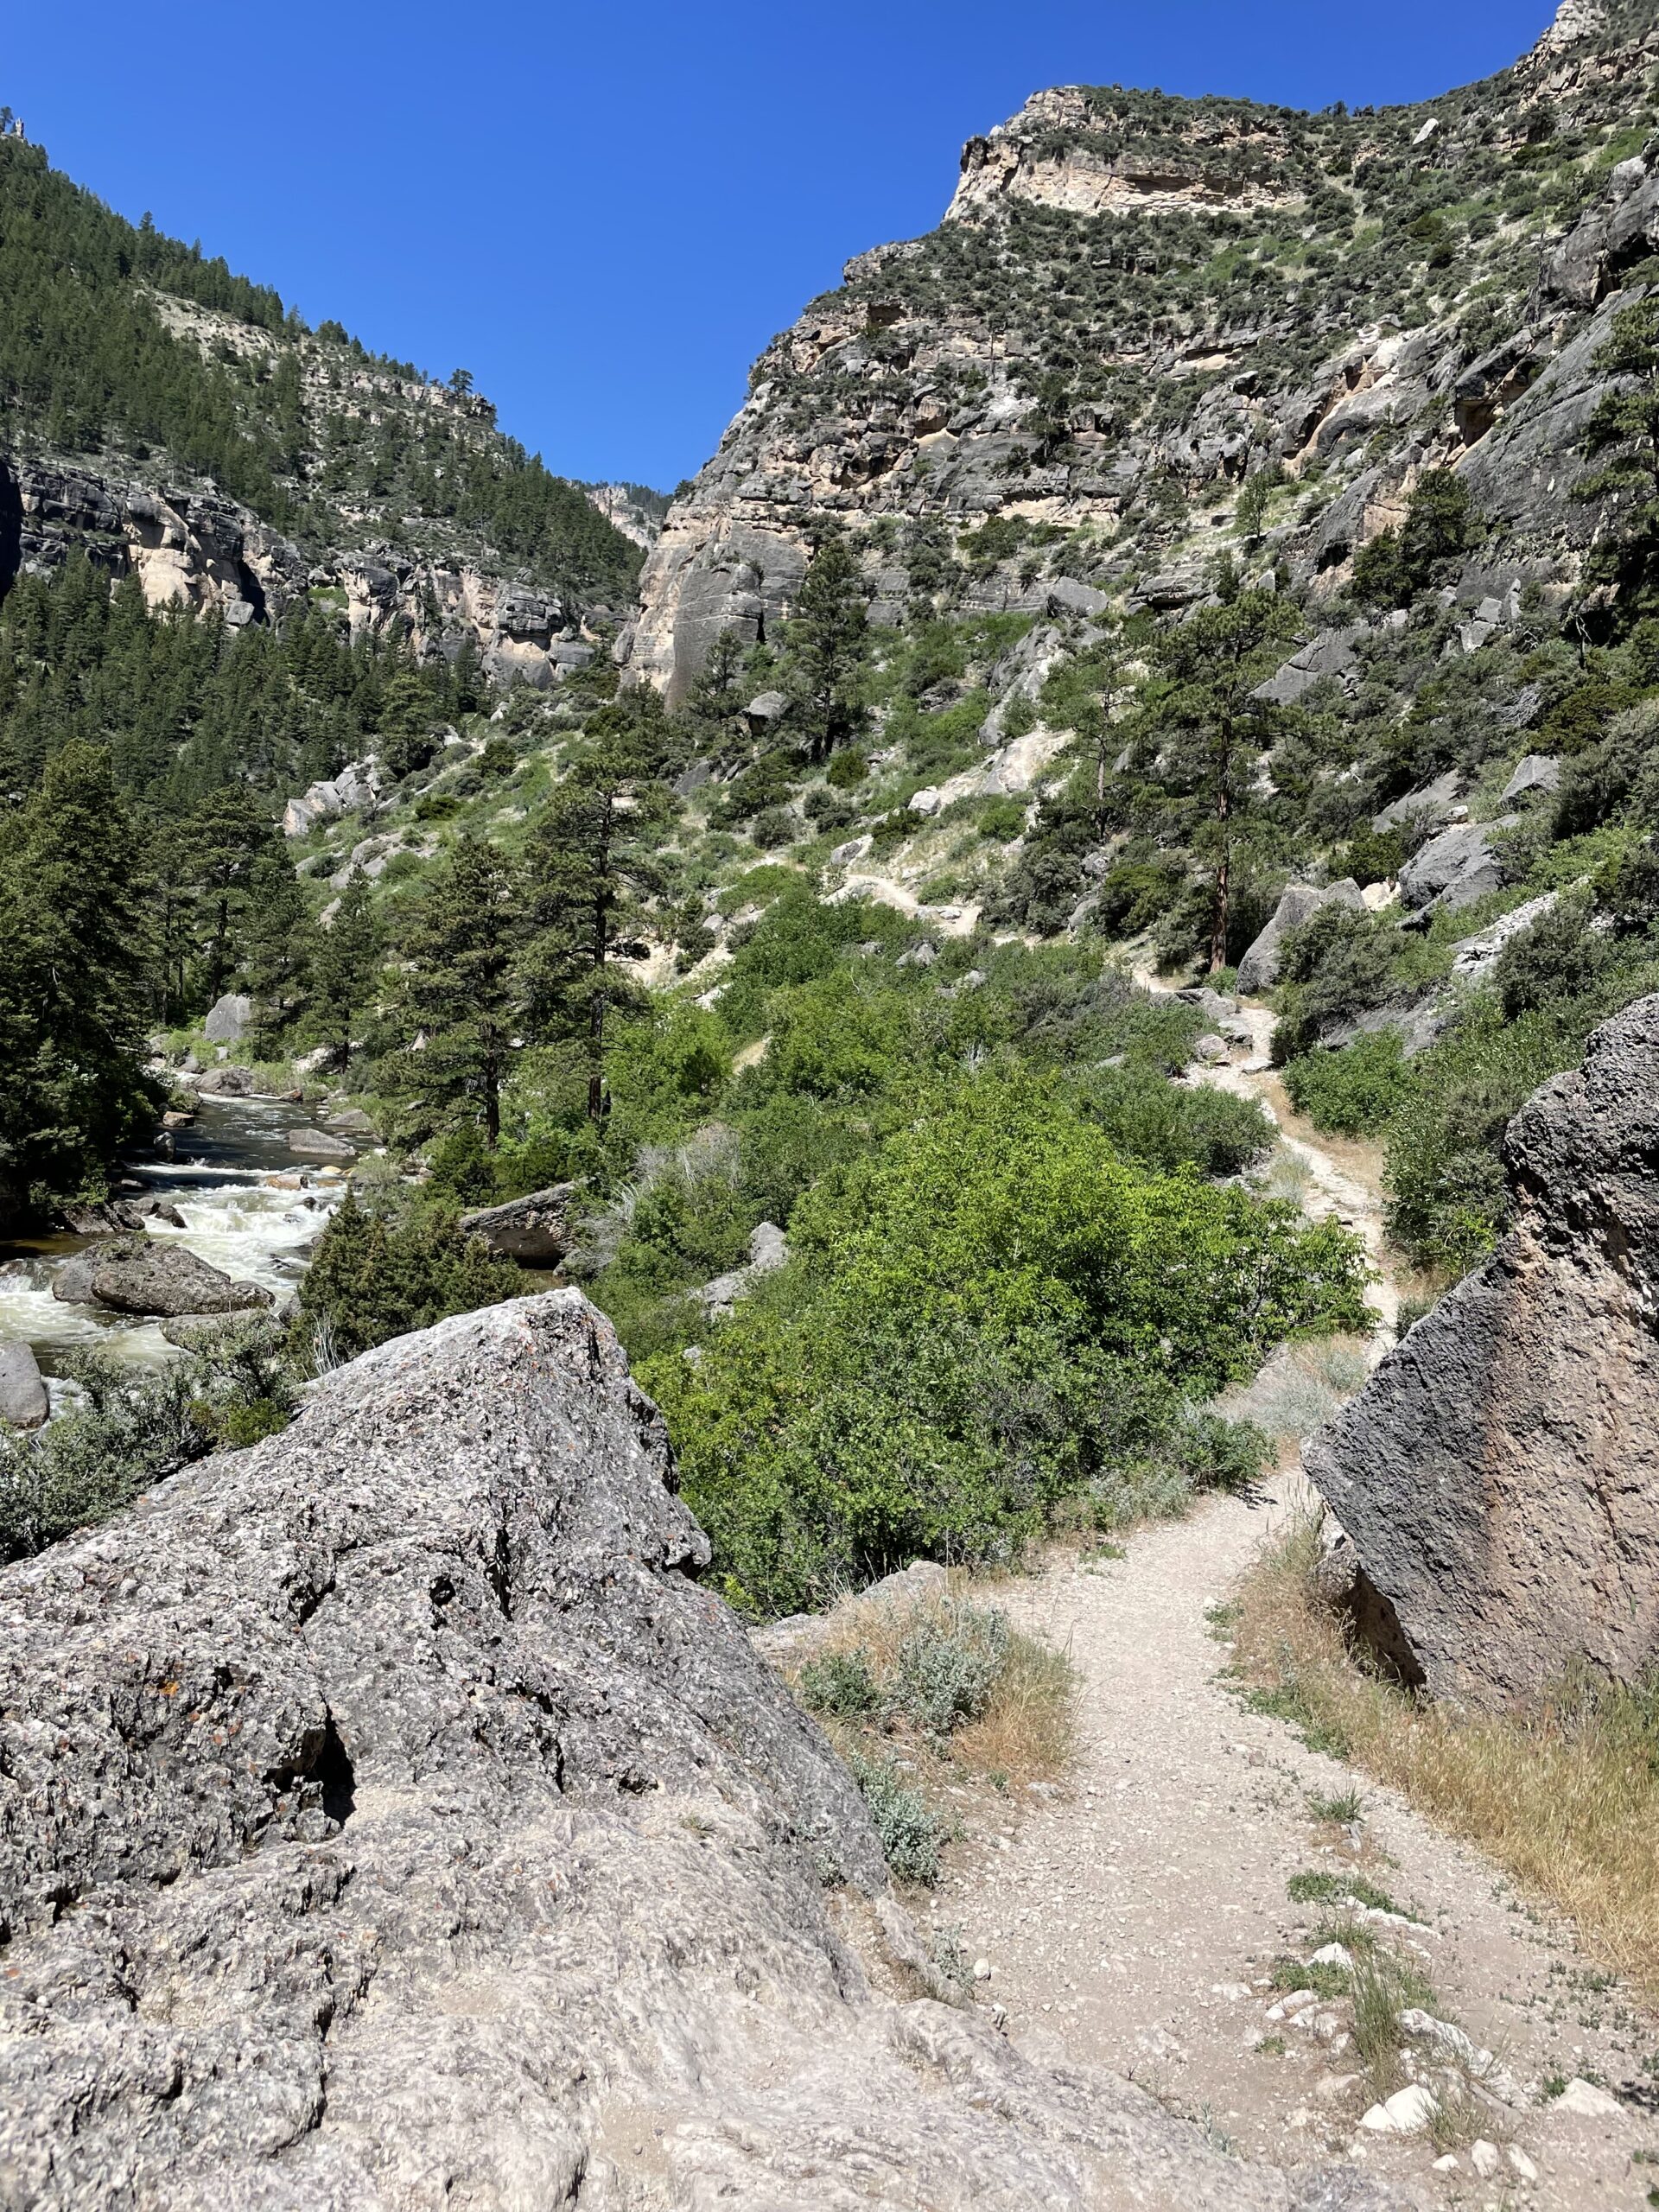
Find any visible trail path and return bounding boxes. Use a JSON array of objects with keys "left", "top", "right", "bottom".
[{"left": 933, "top": 1000, "right": 1657, "bottom": 2207}]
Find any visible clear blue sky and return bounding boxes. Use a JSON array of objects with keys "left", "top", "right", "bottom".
[{"left": 9, "top": 1, "right": 1554, "bottom": 492}]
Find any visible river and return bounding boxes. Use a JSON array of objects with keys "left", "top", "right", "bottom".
[{"left": 0, "top": 1096, "right": 347, "bottom": 1398}]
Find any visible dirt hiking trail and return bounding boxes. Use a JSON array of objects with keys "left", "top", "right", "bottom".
[{"left": 932, "top": 1004, "right": 1659, "bottom": 2208}]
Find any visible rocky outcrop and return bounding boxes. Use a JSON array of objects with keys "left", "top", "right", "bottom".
[
  {"left": 620, "top": 9, "right": 1656, "bottom": 705},
  {"left": 1236, "top": 880, "right": 1363, "bottom": 994},
  {"left": 51, "top": 1235, "right": 272, "bottom": 1316},
  {"left": 0, "top": 1291, "right": 1397, "bottom": 2209},
  {"left": 1306, "top": 995, "right": 1659, "bottom": 1708},
  {"left": 1398, "top": 819, "right": 1516, "bottom": 916},
  {"left": 458, "top": 1183, "right": 576, "bottom": 1264}
]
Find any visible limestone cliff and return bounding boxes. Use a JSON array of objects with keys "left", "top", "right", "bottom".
[
  {"left": 620, "top": 0, "right": 1659, "bottom": 702},
  {"left": 0, "top": 1289, "right": 1402, "bottom": 2209}
]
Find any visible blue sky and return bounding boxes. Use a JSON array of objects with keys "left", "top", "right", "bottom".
[{"left": 9, "top": 2, "right": 1554, "bottom": 492}]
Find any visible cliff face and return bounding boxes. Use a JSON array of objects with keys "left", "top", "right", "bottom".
[
  {"left": 0, "top": 140, "right": 649, "bottom": 684},
  {"left": 0, "top": 1289, "right": 1403, "bottom": 2210},
  {"left": 620, "top": 0, "right": 1659, "bottom": 702},
  {"left": 1306, "top": 994, "right": 1659, "bottom": 1710}
]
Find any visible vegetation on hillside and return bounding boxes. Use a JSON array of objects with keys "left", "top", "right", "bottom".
[{"left": 0, "top": 132, "right": 643, "bottom": 602}]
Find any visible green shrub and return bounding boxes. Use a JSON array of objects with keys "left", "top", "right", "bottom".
[
  {"left": 1284, "top": 1033, "right": 1412, "bottom": 1136},
  {"left": 976, "top": 796, "right": 1027, "bottom": 840},
  {"left": 1080, "top": 1064, "right": 1274, "bottom": 1176},
  {"left": 847, "top": 1751, "right": 950, "bottom": 1885},
  {"left": 891, "top": 1603, "right": 1009, "bottom": 1738},
  {"left": 798, "top": 1647, "right": 883, "bottom": 1718},
  {"left": 0, "top": 1323, "right": 296, "bottom": 1561},
  {"left": 644, "top": 1068, "right": 1369, "bottom": 1614},
  {"left": 295, "top": 1188, "right": 523, "bottom": 1364}
]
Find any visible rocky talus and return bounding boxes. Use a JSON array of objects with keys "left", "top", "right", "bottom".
[
  {"left": 1306, "top": 992, "right": 1659, "bottom": 1709},
  {"left": 0, "top": 1291, "right": 1402, "bottom": 2209}
]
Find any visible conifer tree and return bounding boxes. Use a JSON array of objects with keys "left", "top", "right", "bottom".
[
  {"left": 378, "top": 833, "right": 524, "bottom": 1146},
  {"left": 1153, "top": 587, "right": 1299, "bottom": 974},
  {"left": 241, "top": 847, "right": 308, "bottom": 1054},
  {"left": 785, "top": 538, "right": 870, "bottom": 764},
  {"left": 310, "top": 874, "right": 382, "bottom": 1071},
  {"left": 520, "top": 696, "right": 675, "bottom": 1120},
  {"left": 1580, "top": 296, "right": 1659, "bottom": 615},
  {"left": 0, "top": 741, "right": 158, "bottom": 1208}
]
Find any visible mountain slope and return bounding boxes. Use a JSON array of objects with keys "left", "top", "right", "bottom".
[
  {"left": 621, "top": 0, "right": 1658, "bottom": 699},
  {"left": 0, "top": 126, "right": 646, "bottom": 684}
]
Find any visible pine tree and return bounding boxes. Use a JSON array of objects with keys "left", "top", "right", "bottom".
[
  {"left": 0, "top": 741, "right": 159, "bottom": 1209},
  {"left": 520, "top": 696, "right": 675, "bottom": 1120},
  {"left": 310, "top": 874, "right": 382, "bottom": 1071},
  {"left": 1153, "top": 588, "right": 1300, "bottom": 974},
  {"left": 785, "top": 539, "right": 870, "bottom": 764},
  {"left": 1580, "top": 297, "right": 1659, "bottom": 616},
  {"left": 378, "top": 833, "right": 524, "bottom": 1146},
  {"left": 241, "top": 847, "right": 308, "bottom": 1054}
]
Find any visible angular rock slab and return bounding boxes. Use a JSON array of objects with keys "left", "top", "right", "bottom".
[
  {"left": 0, "top": 1292, "right": 1404, "bottom": 2210},
  {"left": 1306, "top": 995, "right": 1659, "bottom": 1707},
  {"left": 459, "top": 1182, "right": 576, "bottom": 1263},
  {"left": 49, "top": 1234, "right": 272, "bottom": 1316}
]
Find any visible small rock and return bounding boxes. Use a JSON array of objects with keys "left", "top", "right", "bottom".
[
  {"left": 1507, "top": 2145, "right": 1538, "bottom": 2181},
  {"left": 907, "top": 787, "right": 943, "bottom": 817},
  {"left": 1308, "top": 1942, "right": 1353, "bottom": 1971},
  {"left": 1359, "top": 2084, "right": 1438, "bottom": 2134},
  {"left": 973, "top": 1958, "right": 991, "bottom": 1982},
  {"left": 1471, "top": 2139, "right": 1500, "bottom": 2177},
  {"left": 1431, "top": 2153, "right": 1459, "bottom": 2171},
  {"left": 1555, "top": 2076, "right": 1621, "bottom": 2118}
]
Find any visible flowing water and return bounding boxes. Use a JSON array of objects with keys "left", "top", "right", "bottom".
[{"left": 0, "top": 1096, "right": 348, "bottom": 1395}]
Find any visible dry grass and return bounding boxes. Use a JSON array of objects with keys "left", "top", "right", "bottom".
[
  {"left": 790, "top": 1584, "right": 1077, "bottom": 1795},
  {"left": 1231, "top": 1516, "right": 1659, "bottom": 1997}
]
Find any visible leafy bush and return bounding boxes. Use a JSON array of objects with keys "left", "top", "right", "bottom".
[
  {"left": 1284, "top": 1033, "right": 1412, "bottom": 1136},
  {"left": 0, "top": 1323, "right": 296, "bottom": 1560},
  {"left": 1080, "top": 1064, "right": 1274, "bottom": 1175},
  {"left": 644, "top": 1069, "right": 1368, "bottom": 1614},
  {"left": 891, "top": 1603, "right": 1009, "bottom": 1738},
  {"left": 295, "top": 1188, "right": 523, "bottom": 1364}
]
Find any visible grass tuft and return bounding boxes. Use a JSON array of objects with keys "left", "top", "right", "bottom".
[{"left": 1230, "top": 1515, "right": 1659, "bottom": 1999}]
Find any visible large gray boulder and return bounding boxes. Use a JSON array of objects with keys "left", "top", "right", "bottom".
[
  {"left": 459, "top": 1182, "right": 577, "bottom": 1264},
  {"left": 1306, "top": 995, "right": 1659, "bottom": 1709},
  {"left": 1235, "top": 878, "right": 1363, "bottom": 994},
  {"left": 1397, "top": 817, "right": 1516, "bottom": 915},
  {"left": 0, "top": 1342, "right": 48, "bottom": 1430},
  {"left": 50, "top": 1235, "right": 272, "bottom": 1317},
  {"left": 0, "top": 1291, "right": 1397, "bottom": 2210},
  {"left": 201, "top": 992, "right": 253, "bottom": 1045}
]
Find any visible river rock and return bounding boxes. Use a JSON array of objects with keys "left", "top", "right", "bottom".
[
  {"left": 58, "top": 1200, "right": 143, "bottom": 1236},
  {"left": 1235, "top": 879, "right": 1363, "bottom": 993},
  {"left": 0, "top": 1291, "right": 1403, "bottom": 2210},
  {"left": 321, "top": 1106, "right": 376, "bottom": 1137},
  {"left": 459, "top": 1183, "right": 576, "bottom": 1263},
  {"left": 1306, "top": 994, "right": 1659, "bottom": 1707},
  {"left": 191, "top": 1064, "right": 255, "bottom": 1096},
  {"left": 51, "top": 1235, "right": 272, "bottom": 1318},
  {"left": 287, "top": 1127, "right": 357, "bottom": 1160},
  {"left": 0, "top": 1342, "right": 48, "bottom": 1430},
  {"left": 202, "top": 992, "right": 253, "bottom": 1045}
]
